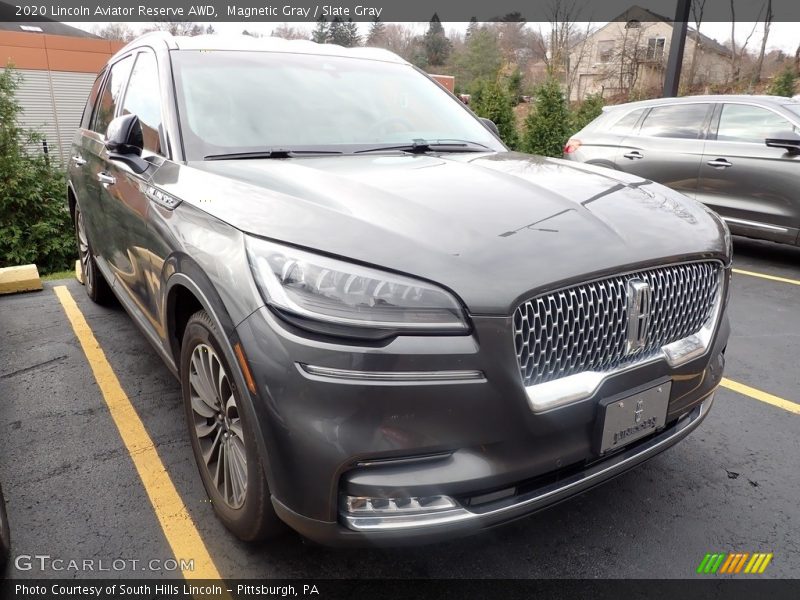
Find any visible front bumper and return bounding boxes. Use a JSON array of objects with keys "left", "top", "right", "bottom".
[
  {"left": 235, "top": 303, "right": 729, "bottom": 547},
  {"left": 274, "top": 393, "right": 715, "bottom": 546}
]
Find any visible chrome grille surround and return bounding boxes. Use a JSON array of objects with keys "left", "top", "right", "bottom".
[{"left": 513, "top": 261, "right": 723, "bottom": 387}]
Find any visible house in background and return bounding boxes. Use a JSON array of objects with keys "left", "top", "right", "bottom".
[
  {"left": 0, "top": 22, "right": 124, "bottom": 163},
  {"left": 568, "top": 6, "right": 731, "bottom": 101}
]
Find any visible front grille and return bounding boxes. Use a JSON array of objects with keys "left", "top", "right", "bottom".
[{"left": 513, "top": 262, "right": 721, "bottom": 386}]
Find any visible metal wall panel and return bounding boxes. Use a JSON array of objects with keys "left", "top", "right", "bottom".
[{"left": 15, "top": 69, "right": 95, "bottom": 165}]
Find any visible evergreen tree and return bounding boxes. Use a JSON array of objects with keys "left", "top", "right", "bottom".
[
  {"left": 341, "top": 19, "right": 361, "bottom": 47},
  {"left": 465, "top": 17, "right": 478, "bottom": 40},
  {"left": 522, "top": 78, "right": 572, "bottom": 157},
  {"left": 768, "top": 66, "right": 798, "bottom": 97},
  {"left": 328, "top": 17, "right": 344, "bottom": 45},
  {"left": 571, "top": 93, "right": 605, "bottom": 132},
  {"left": 471, "top": 79, "right": 519, "bottom": 149},
  {"left": 455, "top": 26, "right": 502, "bottom": 91},
  {"left": 366, "top": 18, "right": 385, "bottom": 46},
  {"left": 311, "top": 16, "right": 329, "bottom": 43},
  {"left": 424, "top": 13, "right": 451, "bottom": 67}
]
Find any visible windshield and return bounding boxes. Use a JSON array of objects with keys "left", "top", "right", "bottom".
[{"left": 170, "top": 50, "right": 503, "bottom": 159}]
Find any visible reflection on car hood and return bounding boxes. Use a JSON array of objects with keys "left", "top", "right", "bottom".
[{"left": 154, "top": 152, "right": 728, "bottom": 313}]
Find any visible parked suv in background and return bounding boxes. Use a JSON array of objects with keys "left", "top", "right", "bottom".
[
  {"left": 68, "top": 33, "right": 730, "bottom": 546},
  {"left": 565, "top": 95, "right": 800, "bottom": 246}
]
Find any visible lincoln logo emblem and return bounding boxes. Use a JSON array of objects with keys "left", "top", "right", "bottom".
[{"left": 626, "top": 279, "right": 652, "bottom": 353}]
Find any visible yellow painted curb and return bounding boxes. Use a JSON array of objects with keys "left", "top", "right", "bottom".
[
  {"left": 0, "top": 264, "right": 43, "bottom": 295},
  {"left": 75, "top": 259, "right": 84, "bottom": 285}
]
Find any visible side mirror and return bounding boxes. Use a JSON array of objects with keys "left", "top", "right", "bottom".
[
  {"left": 480, "top": 118, "right": 500, "bottom": 136},
  {"left": 765, "top": 130, "right": 800, "bottom": 154},
  {"left": 105, "top": 114, "right": 149, "bottom": 174}
]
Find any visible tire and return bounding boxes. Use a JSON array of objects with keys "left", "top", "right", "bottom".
[
  {"left": 0, "top": 484, "right": 9, "bottom": 573},
  {"left": 74, "top": 203, "right": 113, "bottom": 304},
  {"left": 180, "top": 310, "right": 284, "bottom": 541}
]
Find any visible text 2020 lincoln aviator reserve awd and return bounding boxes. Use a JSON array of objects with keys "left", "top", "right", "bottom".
[{"left": 68, "top": 33, "right": 731, "bottom": 545}]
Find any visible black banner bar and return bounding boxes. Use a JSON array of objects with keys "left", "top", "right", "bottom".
[
  {"left": 3, "top": 0, "right": 800, "bottom": 22},
  {"left": 4, "top": 579, "right": 800, "bottom": 600}
]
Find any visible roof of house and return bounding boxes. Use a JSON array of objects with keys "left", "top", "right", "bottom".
[
  {"left": 0, "top": 4, "right": 100, "bottom": 38},
  {"left": 612, "top": 4, "right": 731, "bottom": 56}
]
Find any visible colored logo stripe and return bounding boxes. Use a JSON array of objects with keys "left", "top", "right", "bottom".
[{"left": 698, "top": 552, "right": 773, "bottom": 574}]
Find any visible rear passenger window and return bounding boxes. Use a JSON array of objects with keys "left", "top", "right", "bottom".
[
  {"left": 607, "top": 108, "right": 645, "bottom": 134},
  {"left": 121, "top": 52, "right": 164, "bottom": 155},
  {"left": 716, "top": 104, "right": 798, "bottom": 143},
  {"left": 638, "top": 104, "right": 710, "bottom": 139},
  {"left": 91, "top": 55, "right": 134, "bottom": 136}
]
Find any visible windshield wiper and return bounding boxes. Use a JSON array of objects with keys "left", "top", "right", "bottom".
[
  {"left": 204, "top": 149, "right": 343, "bottom": 160},
  {"left": 354, "top": 139, "right": 492, "bottom": 154}
]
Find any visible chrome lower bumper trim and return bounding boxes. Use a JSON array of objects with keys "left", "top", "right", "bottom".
[
  {"left": 342, "top": 394, "right": 714, "bottom": 532},
  {"left": 298, "top": 363, "right": 486, "bottom": 385}
]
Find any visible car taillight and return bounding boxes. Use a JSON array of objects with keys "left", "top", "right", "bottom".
[{"left": 564, "top": 139, "right": 581, "bottom": 154}]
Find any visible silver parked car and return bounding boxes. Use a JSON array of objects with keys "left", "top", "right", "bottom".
[{"left": 565, "top": 95, "right": 800, "bottom": 246}]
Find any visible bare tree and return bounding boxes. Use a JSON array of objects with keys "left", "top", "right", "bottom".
[
  {"left": 536, "top": 0, "right": 594, "bottom": 98},
  {"left": 751, "top": 0, "right": 773, "bottom": 87},
  {"left": 91, "top": 23, "right": 136, "bottom": 42},
  {"left": 795, "top": 43, "right": 800, "bottom": 74},
  {"left": 593, "top": 22, "right": 660, "bottom": 99},
  {"left": 686, "top": 0, "right": 706, "bottom": 89},
  {"left": 271, "top": 24, "right": 308, "bottom": 40},
  {"left": 728, "top": 0, "right": 763, "bottom": 83},
  {"left": 143, "top": 21, "right": 204, "bottom": 37}
]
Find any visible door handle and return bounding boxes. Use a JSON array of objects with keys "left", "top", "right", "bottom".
[
  {"left": 707, "top": 158, "right": 733, "bottom": 169},
  {"left": 71, "top": 155, "right": 86, "bottom": 166},
  {"left": 623, "top": 150, "right": 644, "bottom": 160},
  {"left": 97, "top": 172, "right": 116, "bottom": 186}
]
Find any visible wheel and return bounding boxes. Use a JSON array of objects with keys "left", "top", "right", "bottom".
[
  {"left": 74, "top": 203, "right": 113, "bottom": 304},
  {"left": 180, "top": 310, "right": 284, "bottom": 541},
  {"left": 0, "top": 484, "right": 9, "bottom": 573}
]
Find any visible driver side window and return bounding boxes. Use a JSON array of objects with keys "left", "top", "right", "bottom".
[
  {"left": 91, "top": 55, "right": 134, "bottom": 136},
  {"left": 121, "top": 52, "right": 165, "bottom": 156}
]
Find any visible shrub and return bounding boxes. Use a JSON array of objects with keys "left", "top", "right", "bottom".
[
  {"left": 522, "top": 77, "right": 571, "bottom": 157},
  {"left": 571, "top": 93, "right": 605, "bottom": 132},
  {"left": 0, "top": 65, "right": 74, "bottom": 274},
  {"left": 768, "top": 67, "right": 797, "bottom": 97},
  {"left": 471, "top": 79, "right": 519, "bottom": 149}
]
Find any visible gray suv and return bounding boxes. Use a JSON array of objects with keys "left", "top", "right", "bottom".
[
  {"left": 68, "top": 33, "right": 730, "bottom": 546},
  {"left": 565, "top": 95, "right": 800, "bottom": 246}
]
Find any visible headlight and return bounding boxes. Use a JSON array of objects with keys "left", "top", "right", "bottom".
[{"left": 246, "top": 236, "right": 468, "bottom": 337}]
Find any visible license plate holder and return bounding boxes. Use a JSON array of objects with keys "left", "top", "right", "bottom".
[{"left": 596, "top": 381, "right": 671, "bottom": 454}]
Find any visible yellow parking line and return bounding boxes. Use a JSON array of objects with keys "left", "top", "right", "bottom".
[
  {"left": 54, "top": 285, "right": 222, "bottom": 580},
  {"left": 732, "top": 268, "right": 800, "bottom": 286},
  {"left": 721, "top": 377, "right": 800, "bottom": 415}
]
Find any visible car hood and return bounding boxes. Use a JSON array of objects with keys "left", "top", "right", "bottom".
[{"left": 156, "top": 152, "right": 728, "bottom": 314}]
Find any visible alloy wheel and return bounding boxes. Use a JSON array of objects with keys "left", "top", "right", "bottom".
[
  {"left": 76, "top": 209, "right": 92, "bottom": 289},
  {"left": 188, "top": 343, "right": 248, "bottom": 509}
]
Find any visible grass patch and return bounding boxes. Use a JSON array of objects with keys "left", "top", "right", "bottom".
[{"left": 42, "top": 269, "right": 75, "bottom": 281}]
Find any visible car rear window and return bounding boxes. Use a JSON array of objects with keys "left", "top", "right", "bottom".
[
  {"left": 638, "top": 103, "right": 710, "bottom": 139},
  {"left": 605, "top": 108, "right": 645, "bottom": 134}
]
